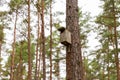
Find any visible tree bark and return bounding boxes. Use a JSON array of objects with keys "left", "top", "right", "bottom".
[
  {"left": 50, "top": 0, "right": 53, "bottom": 80},
  {"left": 66, "top": 0, "right": 84, "bottom": 80},
  {"left": 41, "top": 0, "right": 46, "bottom": 80},
  {"left": 18, "top": 41, "right": 23, "bottom": 80},
  {"left": 0, "top": 43, "right": 2, "bottom": 78},
  {"left": 10, "top": 9, "right": 18, "bottom": 80},
  {"left": 27, "top": 0, "right": 32, "bottom": 80},
  {"left": 56, "top": 49, "right": 60, "bottom": 80},
  {"left": 112, "top": 1, "right": 120, "bottom": 80},
  {"left": 35, "top": 11, "right": 40, "bottom": 80}
]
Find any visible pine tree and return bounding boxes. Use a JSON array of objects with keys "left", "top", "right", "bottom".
[
  {"left": 49, "top": 0, "right": 53, "bottom": 79},
  {"left": 95, "top": 0, "right": 120, "bottom": 79},
  {"left": 0, "top": 25, "right": 4, "bottom": 79},
  {"left": 35, "top": 1, "right": 41, "bottom": 80},
  {"left": 41, "top": 0, "right": 46, "bottom": 80},
  {"left": 27, "top": 0, "right": 32, "bottom": 80},
  {"left": 10, "top": 5, "right": 18, "bottom": 80},
  {"left": 66, "top": 0, "right": 84, "bottom": 80}
]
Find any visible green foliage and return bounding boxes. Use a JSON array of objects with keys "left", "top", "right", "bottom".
[
  {"left": 15, "top": 41, "right": 35, "bottom": 63},
  {"left": 7, "top": 41, "right": 35, "bottom": 64},
  {"left": 9, "top": 0, "right": 25, "bottom": 11},
  {"left": 78, "top": 9, "right": 91, "bottom": 47},
  {"left": 90, "top": 0, "right": 120, "bottom": 79},
  {"left": 3, "top": 40, "right": 35, "bottom": 79}
]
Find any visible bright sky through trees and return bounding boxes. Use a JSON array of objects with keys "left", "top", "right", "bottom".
[
  {"left": 0, "top": 0, "right": 104, "bottom": 79},
  {"left": 79, "top": 0, "right": 103, "bottom": 17}
]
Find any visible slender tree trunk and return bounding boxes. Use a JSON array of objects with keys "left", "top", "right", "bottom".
[
  {"left": 49, "top": 0, "right": 53, "bottom": 80},
  {"left": 10, "top": 9, "right": 18, "bottom": 80},
  {"left": 35, "top": 12, "right": 40, "bottom": 80},
  {"left": 38, "top": 28, "right": 42, "bottom": 80},
  {"left": 38, "top": 47, "right": 42, "bottom": 80},
  {"left": 102, "top": 53, "right": 105, "bottom": 80},
  {"left": 0, "top": 26, "right": 4, "bottom": 79},
  {"left": 0, "top": 43, "right": 1, "bottom": 58},
  {"left": 83, "top": 56, "right": 86, "bottom": 80},
  {"left": 27, "top": 0, "right": 32, "bottom": 80},
  {"left": 0, "top": 42, "right": 2, "bottom": 78},
  {"left": 66, "top": 0, "right": 84, "bottom": 80},
  {"left": 18, "top": 41, "right": 23, "bottom": 80},
  {"left": 112, "top": 1, "right": 120, "bottom": 80},
  {"left": 56, "top": 49, "right": 60, "bottom": 80},
  {"left": 107, "top": 29, "right": 110, "bottom": 80},
  {"left": 107, "top": 43, "right": 110, "bottom": 80},
  {"left": 41, "top": 0, "right": 46, "bottom": 80}
]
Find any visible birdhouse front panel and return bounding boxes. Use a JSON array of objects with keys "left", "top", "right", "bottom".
[{"left": 60, "top": 30, "right": 71, "bottom": 46}]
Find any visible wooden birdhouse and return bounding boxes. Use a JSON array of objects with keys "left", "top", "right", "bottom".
[{"left": 58, "top": 27, "right": 71, "bottom": 46}]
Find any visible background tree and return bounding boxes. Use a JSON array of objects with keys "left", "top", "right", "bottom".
[
  {"left": 41, "top": 0, "right": 46, "bottom": 80},
  {"left": 27, "top": 0, "right": 32, "bottom": 80},
  {"left": 8, "top": 0, "right": 25, "bottom": 79},
  {"left": 49, "top": 0, "right": 53, "bottom": 79},
  {"left": 93, "top": 0, "right": 120, "bottom": 79},
  {"left": 0, "top": 24, "right": 4, "bottom": 79}
]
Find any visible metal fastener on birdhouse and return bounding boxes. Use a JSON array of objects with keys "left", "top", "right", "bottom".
[{"left": 58, "top": 27, "right": 71, "bottom": 46}]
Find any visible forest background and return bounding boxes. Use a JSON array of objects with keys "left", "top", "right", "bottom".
[{"left": 0, "top": 0, "right": 120, "bottom": 80}]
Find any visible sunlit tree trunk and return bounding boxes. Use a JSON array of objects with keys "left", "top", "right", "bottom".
[
  {"left": 0, "top": 42, "right": 2, "bottom": 78},
  {"left": 0, "top": 25, "right": 4, "bottom": 79},
  {"left": 102, "top": 53, "right": 105, "bottom": 80},
  {"left": 107, "top": 39, "right": 110, "bottom": 80},
  {"left": 38, "top": 28, "right": 42, "bottom": 80},
  {"left": 0, "top": 43, "right": 1, "bottom": 59},
  {"left": 112, "top": 1, "right": 120, "bottom": 80},
  {"left": 56, "top": 49, "right": 60, "bottom": 80},
  {"left": 10, "top": 9, "right": 18, "bottom": 80},
  {"left": 38, "top": 46, "right": 42, "bottom": 80},
  {"left": 35, "top": 10, "right": 41, "bottom": 80},
  {"left": 41, "top": 0, "right": 46, "bottom": 80},
  {"left": 27, "top": 0, "right": 32, "bottom": 80},
  {"left": 18, "top": 41, "right": 23, "bottom": 80},
  {"left": 66, "top": 0, "right": 84, "bottom": 80},
  {"left": 106, "top": 27, "right": 111, "bottom": 80},
  {"left": 49, "top": 0, "right": 53, "bottom": 79}
]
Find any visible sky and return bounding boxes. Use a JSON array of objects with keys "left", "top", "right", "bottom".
[
  {"left": 54, "top": 0, "right": 103, "bottom": 55},
  {"left": 78, "top": 0, "right": 103, "bottom": 51},
  {"left": 0, "top": 0, "right": 103, "bottom": 60},
  {"left": 0, "top": 0, "right": 103, "bottom": 16},
  {"left": 53, "top": 0, "right": 103, "bottom": 78},
  {"left": 79, "top": 0, "right": 103, "bottom": 17},
  {"left": 0, "top": 0, "right": 103, "bottom": 64},
  {"left": 54, "top": 0, "right": 103, "bottom": 17},
  {"left": 0, "top": 0, "right": 103, "bottom": 79}
]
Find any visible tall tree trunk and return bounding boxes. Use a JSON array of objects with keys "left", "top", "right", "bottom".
[
  {"left": 27, "top": 0, "right": 32, "bottom": 80},
  {"left": 18, "top": 41, "right": 23, "bottom": 80},
  {"left": 0, "top": 43, "right": 1, "bottom": 58},
  {"left": 38, "top": 29, "right": 42, "bottom": 80},
  {"left": 112, "top": 1, "right": 120, "bottom": 80},
  {"left": 0, "top": 42, "right": 2, "bottom": 78},
  {"left": 66, "top": 0, "right": 84, "bottom": 80},
  {"left": 107, "top": 43, "right": 110, "bottom": 80},
  {"left": 38, "top": 46, "right": 42, "bottom": 80},
  {"left": 35, "top": 11, "right": 40, "bottom": 80},
  {"left": 10, "top": 9, "right": 18, "bottom": 80},
  {"left": 0, "top": 26, "right": 4, "bottom": 79},
  {"left": 107, "top": 28, "right": 110, "bottom": 80},
  {"left": 41, "top": 0, "right": 46, "bottom": 80},
  {"left": 102, "top": 53, "right": 105, "bottom": 80},
  {"left": 49, "top": 0, "right": 53, "bottom": 80},
  {"left": 56, "top": 49, "right": 60, "bottom": 80}
]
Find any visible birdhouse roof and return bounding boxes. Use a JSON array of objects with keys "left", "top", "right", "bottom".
[{"left": 58, "top": 27, "right": 65, "bottom": 33}]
